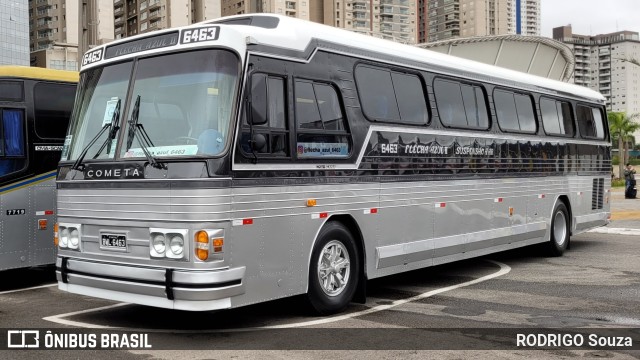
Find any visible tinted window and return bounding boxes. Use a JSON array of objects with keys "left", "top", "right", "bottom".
[
  {"left": 241, "top": 74, "right": 289, "bottom": 157},
  {"left": 295, "top": 81, "right": 322, "bottom": 129},
  {"left": 356, "top": 65, "right": 428, "bottom": 125},
  {"left": 267, "top": 77, "right": 285, "bottom": 129},
  {"left": 0, "top": 108, "right": 27, "bottom": 176},
  {"left": 541, "top": 98, "right": 574, "bottom": 136},
  {"left": 295, "top": 80, "right": 350, "bottom": 158},
  {"left": 391, "top": 72, "right": 428, "bottom": 124},
  {"left": 540, "top": 98, "right": 560, "bottom": 134},
  {"left": 34, "top": 83, "right": 77, "bottom": 139},
  {"left": 314, "top": 83, "right": 344, "bottom": 130},
  {"left": 494, "top": 89, "right": 536, "bottom": 133},
  {"left": 435, "top": 79, "right": 488, "bottom": 129},
  {"left": 0, "top": 81, "right": 24, "bottom": 102},
  {"left": 1, "top": 109, "right": 25, "bottom": 156},
  {"left": 494, "top": 90, "right": 518, "bottom": 131},
  {"left": 514, "top": 94, "right": 536, "bottom": 132},
  {"left": 577, "top": 105, "right": 605, "bottom": 139},
  {"left": 462, "top": 85, "right": 489, "bottom": 128},
  {"left": 355, "top": 66, "right": 400, "bottom": 121},
  {"left": 435, "top": 79, "right": 466, "bottom": 127}
]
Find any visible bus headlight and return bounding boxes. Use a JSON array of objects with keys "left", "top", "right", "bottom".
[
  {"left": 149, "top": 229, "right": 187, "bottom": 260},
  {"left": 68, "top": 229, "right": 80, "bottom": 250},
  {"left": 58, "top": 223, "right": 82, "bottom": 251},
  {"left": 151, "top": 233, "right": 166, "bottom": 257},
  {"left": 59, "top": 228, "right": 69, "bottom": 248},
  {"left": 167, "top": 235, "right": 184, "bottom": 258}
]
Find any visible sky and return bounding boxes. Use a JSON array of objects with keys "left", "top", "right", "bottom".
[{"left": 541, "top": 0, "right": 640, "bottom": 37}]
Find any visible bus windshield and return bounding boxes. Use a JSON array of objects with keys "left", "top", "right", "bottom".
[{"left": 64, "top": 49, "right": 239, "bottom": 161}]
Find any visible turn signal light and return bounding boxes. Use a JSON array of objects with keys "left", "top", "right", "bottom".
[
  {"left": 39, "top": 219, "right": 47, "bottom": 231},
  {"left": 195, "top": 230, "right": 209, "bottom": 261},
  {"left": 53, "top": 223, "right": 59, "bottom": 246},
  {"left": 213, "top": 238, "right": 224, "bottom": 253}
]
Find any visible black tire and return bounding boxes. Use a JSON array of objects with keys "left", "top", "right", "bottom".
[
  {"left": 307, "top": 221, "right": 360, "bottom": 315},
  {"left": 547, "top": 202, "right": 570, "bottom": 257}
]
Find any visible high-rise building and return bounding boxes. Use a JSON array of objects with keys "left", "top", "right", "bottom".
[
  {"left": 27, "top": 0, "right": 81, "bottom": 69},
  {"left": 554, "top": 25, "right": 640, "bottom": 115},
  {"left": 323, "top": 0, "right": 417, "bottom": 44},
  {"left": 112, "top": 0, "right": 221, "bottom": 41},
  {"left": 420, "top": 0, "right": 539, "bottom": 44},
  {"left": 1, "top": 0, "right": 30, "bottom": 65},
  {"left": 28, "top": 0, "right": 78, "bottom": 51}
]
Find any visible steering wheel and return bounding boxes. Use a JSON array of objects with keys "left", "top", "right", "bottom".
[{"left": 174, "top": 136, "right": 198, "bottom": 145}]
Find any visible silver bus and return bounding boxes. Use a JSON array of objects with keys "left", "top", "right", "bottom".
[
  {"left": 0, "top": 66, "right": 78, "bottom": 271},
  {"left": 56, "top": 15, "right": 611, "bottom": 314}
]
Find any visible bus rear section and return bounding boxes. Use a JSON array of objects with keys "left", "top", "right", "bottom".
[{"left": 0, "top": 66, "right": 77, "bottom": 271}]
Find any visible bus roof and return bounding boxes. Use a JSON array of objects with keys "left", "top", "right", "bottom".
[
  {"left": 207, "top": 14, "right": 605, "bottom": 103},
  {"left": 82, "top": 13, "right": 604, "bottom": 104},
  {"left": 0, "top": 66, "right": 78, "bottom": 83}
]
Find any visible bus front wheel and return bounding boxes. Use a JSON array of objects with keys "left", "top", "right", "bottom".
[
  {"left": 547, "top": 202, "right": 570, "bottom": 257},
  {"left": 307, "top": 221, "right": 360, "bottom": 315}
]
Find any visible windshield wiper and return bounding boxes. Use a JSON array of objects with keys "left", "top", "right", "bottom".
[
  {"left": 91, "top": 99, "right": 121, "bottom": 159},
  {"left": 71, "top": 99, "right": 121, "bottom": 171},
  {"left": 126, "top": 95, "right": 165, "bottom": 169}
]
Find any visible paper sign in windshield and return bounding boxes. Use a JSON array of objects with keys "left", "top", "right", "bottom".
[
  {"left": 124, "top": 145, "right": 198, "bottom": 158},
  {"left": 297, "top": 142, "right": 349, "bottom": 157},
  {"left": 103, "top": 98, "right": 119, "bottom": 127},
  {"left": 61, "top": 135, "right": 72, "bottom": 160}
]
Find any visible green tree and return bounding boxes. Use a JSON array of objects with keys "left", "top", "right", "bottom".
[{"left": 609, "top": 111, "right": 640, "bottom": 177}]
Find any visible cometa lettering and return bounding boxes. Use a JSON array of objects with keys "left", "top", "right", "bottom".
[{"left": 86, "top": 168, "right": 141, "bottom": 178}]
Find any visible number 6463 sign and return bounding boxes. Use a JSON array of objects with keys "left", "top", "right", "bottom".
[{"left": 181, "top": 26, "right": 220, "bottom": 44}]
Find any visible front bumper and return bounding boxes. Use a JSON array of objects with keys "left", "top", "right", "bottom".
[{"left": 56, "top": 257, "right": 245, "bottom": 311}]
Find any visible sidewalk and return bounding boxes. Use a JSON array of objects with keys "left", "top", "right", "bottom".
[{"left": 607, "top": 187, "right": 640, "bottom": 230}]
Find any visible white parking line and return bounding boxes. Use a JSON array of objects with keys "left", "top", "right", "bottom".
[
  {"left": 43, "top": 303, "right": 130, "bottom": 328},
  {"left": 588, "top": 227, "right": 640, "bottom": 236},
  {"left": 42, "top": 260, "right": 510, "bottom": 331},
  {"left": 0, "top": 283, "right": 56, "bottom": 295}
]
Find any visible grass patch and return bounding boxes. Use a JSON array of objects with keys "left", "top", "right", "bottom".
[{"left": 612, "top": 179, "right": 625, "bottom": 188}]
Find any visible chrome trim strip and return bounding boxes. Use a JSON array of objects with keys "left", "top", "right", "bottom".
[{"left": 376, "top": 222, "right": 547, "bottom": 269}]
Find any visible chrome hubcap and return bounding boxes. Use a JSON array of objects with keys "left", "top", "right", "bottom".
[
  {"left": 554, "top": 211, "right": 567, "bottom": 246},
  {"left": 317, "top": 240, "right": 350, "bottom": 297}
]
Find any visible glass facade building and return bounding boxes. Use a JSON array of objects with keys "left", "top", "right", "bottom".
[{"left": 0, "top": 0, "right": 29, "bottom": 65}]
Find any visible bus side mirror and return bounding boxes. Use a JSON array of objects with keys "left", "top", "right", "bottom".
[{"left": 249, "top": 73, "right": 268, "bottom": 126}]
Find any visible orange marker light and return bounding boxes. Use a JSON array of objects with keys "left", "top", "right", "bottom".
[
  {"left": 53, "top": 223, "right": 59, "bottom": 246},
  {"left": 38, "top": 219, "right": 47, "bottom": 231},
  {"left": 195, "top": 230, "right": 209, "bottom": 261},
  {"left": 307, "top": 199, "right": 317, "bottom": 207},
  {"left": 213, "top": 238, "right": 224, "bottom": 253}
]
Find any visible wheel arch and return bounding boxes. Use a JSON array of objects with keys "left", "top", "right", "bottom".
[{"left": 305, "top": 214, "right": 367, "bottom": 301}]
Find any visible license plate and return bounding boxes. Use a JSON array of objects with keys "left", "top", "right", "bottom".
[{"left": 101, "top": 234, "right": 127, "bottom": 250}]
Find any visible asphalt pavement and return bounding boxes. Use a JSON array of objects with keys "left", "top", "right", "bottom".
[{"left": 0, "top": 187, "right": 638, "bottom": 359}]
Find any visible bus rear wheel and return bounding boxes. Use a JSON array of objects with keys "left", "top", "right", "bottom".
[
  {"left": 547, "top": 202, "right": 570, "bottom": 256},
  {"left": 307, "top": 222, "right": 360, "bottom": 315}
]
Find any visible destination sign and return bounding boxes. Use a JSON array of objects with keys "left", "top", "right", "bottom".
[
  {"left": 104, "top": 32, "right": 179, "bottom": 59},
  {"left": 83, "top": 164, "right": 145, "bottom": 180}
]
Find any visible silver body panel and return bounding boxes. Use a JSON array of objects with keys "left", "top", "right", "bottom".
[
  {"left": 0, "top": 173, "right": 58, "bottom": 271},
  {"left": 56, "top": 175, "right": 610, "bottom": 310}
]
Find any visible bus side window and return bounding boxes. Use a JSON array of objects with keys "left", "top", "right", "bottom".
[
  {"left": 34, "top": 83, "right": 77, "bottom": 140},
  {"left": 0, "top": 108, "right": 26, "bottom": 176},
  {"left": 294, "top": 80, "right": 351, "bottom": 159},
  {"left": 241, "top": 74, "right": 289, "bottom": 157},
  {"left": 576, "top": 105, "right": 605, "bottom": 139}
]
